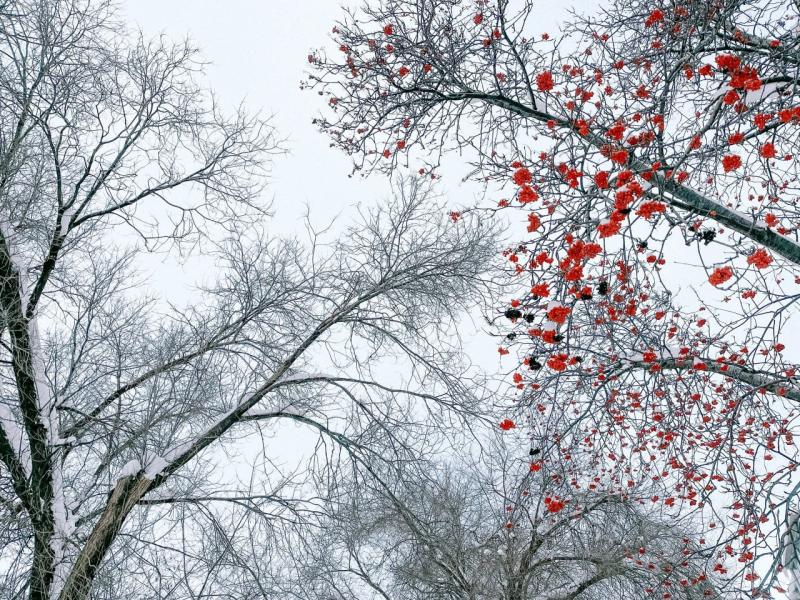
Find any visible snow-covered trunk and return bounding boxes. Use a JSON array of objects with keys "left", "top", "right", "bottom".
[
  {"left": 27, "top": 318, "right": 73, "bottom": 598},
  {"left": 12, "top": 327, "right": 59, "bottom": 600},
  {"left": 782, "top": 512, "right": 800, "bottom": 600},
  {"left": 58, "top": 475, "right": 152, "bottom": 600},
  {"left": 0, "top": 223, "right": 65, "bottom": 600},
  {"left": 30, "top": 534, "right": 56, "bottom": 600}
]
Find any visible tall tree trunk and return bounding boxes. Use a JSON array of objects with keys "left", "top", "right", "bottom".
[
  {"left": 57, "top": 476, "right": 152, "bottom": 600},
  {"left": 29, "top": 530, "right": 55, "bottom": 600}
]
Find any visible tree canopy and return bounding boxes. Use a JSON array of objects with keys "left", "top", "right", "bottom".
[{"left": 310, "top": 0, "right": 800, "bottom": 596}]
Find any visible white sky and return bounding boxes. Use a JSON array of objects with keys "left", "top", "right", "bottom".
[
  {"left": 122, "top": 0, "right": 391, "bottom": 226},
  {"left": 110, "top": 0, "right": 600, "bottom": 498},
  {"left": 119, "top": 0, "right": 596, "bottom": 225},
  {"left": 117, "top": 0, "right": 798, "bottom": 382},
  {"left": 117, "top": 0, "right": 598, "bottom": 377}
]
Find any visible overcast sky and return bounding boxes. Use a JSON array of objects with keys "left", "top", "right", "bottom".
[
  {"left": 122, "top": 0, "right": 391, "bottom": 224},
  {"left": 116, "top": 0, "right": 595, "bottom": 376},
  {"left": 119, "top": 0, "right": 595, "bottom": 223},
  {"left": 101, "top": 6, "right": 797, "bottom": 594},
  {"left": 109, "top": 0, "right": 593, "bottom": 469},
  {"left": 118, "top": 1, "right": 766, "bottom": 363}
]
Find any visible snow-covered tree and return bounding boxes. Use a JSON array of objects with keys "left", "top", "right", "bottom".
[{"left": 0, "top": 2, "right": 498, "bottom": 598}]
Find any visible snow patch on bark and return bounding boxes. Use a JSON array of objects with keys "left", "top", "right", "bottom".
[
  {"left": 0, "top": 403, "right": 31, "bottom": 474},
  {"left": 117, "top": 459, "right": 142, "bottom": 479}
]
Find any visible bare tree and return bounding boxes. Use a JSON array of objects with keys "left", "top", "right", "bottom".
[
  {"left": 270, "top": 435, "right": 721, "bottom": 600},
  {"left": 0, "top": 2, "right": 499, "bottom": 598}
]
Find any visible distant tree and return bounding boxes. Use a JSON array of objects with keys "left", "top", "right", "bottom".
[
  {"left": 310, "top": 0, "right": 800, "bottom": 594},
  {"left": 0, "top": 1, "right": 498, "bottom": 598},
  {"left": 272, "top": 436, "right": 720, "bottom": 600}
]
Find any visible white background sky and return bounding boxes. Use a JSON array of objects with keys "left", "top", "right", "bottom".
[
  {"left": 112, "top": 0, "right": 596, "bottom": 478},
  {"left": 116, "top": 0, "right": 790, "bottom": 404},
  {"left": 118, "top": 0, "right": 597, "bottom": 359},
  {"left": 119, "top": 0, "right": 595, "bottom": 225},
  {"left": 123, "top": 0, "right": 395, "bottom": 226},
  {"left": 91, "top": 4, "right": 797, "bottom": 594}
]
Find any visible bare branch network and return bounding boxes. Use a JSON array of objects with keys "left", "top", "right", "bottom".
[{"left": 0, "top": 1, "right": 507, "bottom": 598}]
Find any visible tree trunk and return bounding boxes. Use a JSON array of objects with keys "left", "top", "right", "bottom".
[
  {"left": 29, "top": 530, "right": 55, "bottom": 600},
  {"left": 57, "top": 476, "right": 152, "bottom": 600}
]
